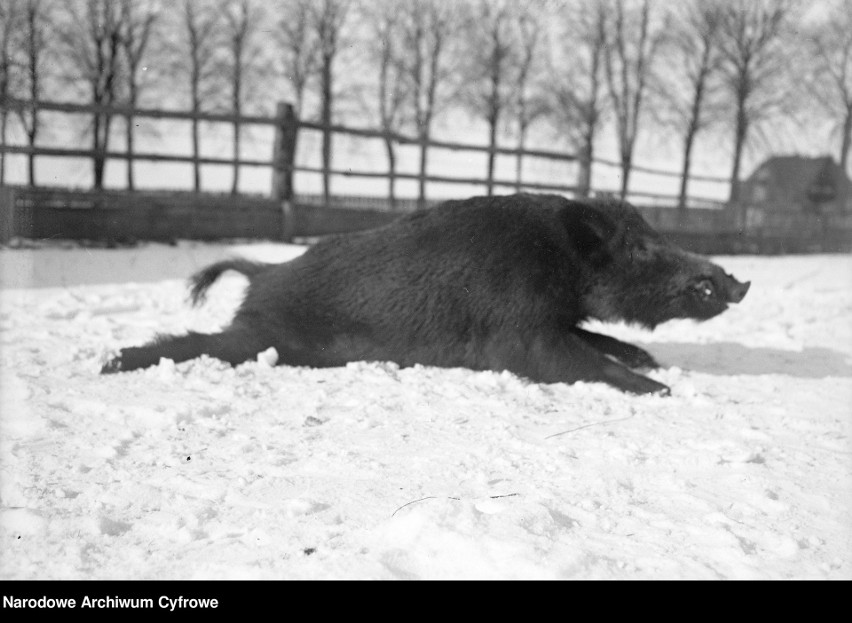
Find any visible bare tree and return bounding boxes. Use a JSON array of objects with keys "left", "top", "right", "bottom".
[
  {"left": 510, "top": 2, "right": 547, "bottom": 192},
  {"left": 57, "top": 0, "right": 124, "bottom": 190},
  {"left": 172, "top": 0, "right": 221, "bottom": 192},
  {"left": 0, "top": 0, "right": 54, "bottom": 187},
  {"left": 14, "top": 1, "right": 54, "bottom": 186},
  {"left": 603, "top": 0, "right": 667, "bottom": 200},
  {"left": 399, "top": 0, "right": 457, "bottom": 209},
  {"left": 659, "top": 0, "right": 725, "bottom": 209},
  {"left": 273, "top": 0, "right": 318, "bottom": 118},
  {"left": 0, "top": 0, "right": 24, "bottom": 185},
  {"left": 807, "top": 0, "right": 852, "bottom": 178},
  {"left": 461, "top": 0, "right": 522, "bottom": 196},
  {"left": 309, "top": 0, "right": 352, "bottom": 206},
  {"left": 717, "top": 0, "right": 795, "bottom": 203},
  {"left": 119, "top": 0, "right": 158, "bottom": 191},
  {"left": 221, "top": 0, "right": 265, "bottom": 195},
  {"left": 363, "top": 0, "right": 407, "bottom": 209},
  {"left": 547, "top": 0, "right": 609, "bottom": 197}
]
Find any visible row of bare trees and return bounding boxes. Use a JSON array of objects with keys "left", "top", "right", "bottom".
[{"left": 1, "top": 0, "right": 851, "bottom": 210}]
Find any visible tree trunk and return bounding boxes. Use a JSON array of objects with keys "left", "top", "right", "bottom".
[
  {"left": 486, "top": 113, "right": 498, "bottom": 196},
  {"left": 0, "top": 109, "right": 7, "bottom": 186},
  {"left": 680, "top": 70, "right": 708, "bottom": 210},
  {"left": 126, "top": 80, "right": 137, "bottom": 191},
  {"left": 418, "top": 133, "right": 428, "bottom": 210},
  {"left": 231, "top": 118, "right": 240, "bottom": 195},
  {"left": 192, "top": 116, "right": 201, "bottom": 192},
  {"left": 321, "top": 56, "right": 332, "bottom": 207},
  {"left": 385, "top": 138, "right": 397, "bottom": 210},
  {"left": 839, "top": 104, "right": 852, "bottom": 210},
  {"left": 190, "top": 52, "right": 202, "bottom": 192},
  {"left": 620, "top": 153, "right": 631, "bottom": 200},
  {"left": 126, "top": 112, "right": 135, "bottom": 191},
  {"left": 93, "top": 112, "right": 105, "bottom": 190},
  {"left": 27, "top": 141, "right": 36, "bottom": 186},
  {"left": 26, "top": 12, "right": 38, "bottom": 187},
  {"left": 515, "top": 125, "right": 527, "bottom": 193},
  {"left": 577, "top": 134, "right": 593, "bottom": 198},
  {"left": 728, "top": 102, "right": 748, "bottom": 204},
  {"left": 678, "top": 124, "right": 697, "bottom": 211},
  {"left": 840, "top": 104, "right": 851, "bottom": 179},
  {"left": 94, "top": 159, "right": 105, "bottom": 189},
  {"left": 232, "top": 56, "right": 241, "bottom": 195},
  {"left": 26, "top": 106, "right": 38, "bottom": 186}
]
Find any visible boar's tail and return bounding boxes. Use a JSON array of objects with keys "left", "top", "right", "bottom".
[{"left": 189, "top": 258, "right": 271, "bottom": 306}]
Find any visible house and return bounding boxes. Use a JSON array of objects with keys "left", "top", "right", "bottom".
[{"left": 740, "top": 155, "right": 852, "bottom": 215}]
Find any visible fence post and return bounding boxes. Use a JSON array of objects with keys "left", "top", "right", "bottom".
[{"left": 272, "top": 101, "right": 298, "bottom": 242}]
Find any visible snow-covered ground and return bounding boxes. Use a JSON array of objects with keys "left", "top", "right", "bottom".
[{"left": 1, "top": 241, "right": 850, "bottom": 580}]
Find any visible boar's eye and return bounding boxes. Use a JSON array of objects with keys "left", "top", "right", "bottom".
[{"left": 690, "top": 278, "right": 715, "bottom": 300}]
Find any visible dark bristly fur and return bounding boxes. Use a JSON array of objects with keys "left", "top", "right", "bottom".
[{"left": 102, "top": 194, "right": 750, "bottom": 395}]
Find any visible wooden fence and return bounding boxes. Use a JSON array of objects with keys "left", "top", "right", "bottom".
[
  {"left": 1, "top": 98, "right": 850, "bottom": 253},
  {"left": 0, "top": 97, "right": 729, "bottom": 208}
]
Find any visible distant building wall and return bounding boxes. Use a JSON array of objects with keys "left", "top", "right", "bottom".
[{"left": 740, "top": 155, "right": 852, "bottom": 216}]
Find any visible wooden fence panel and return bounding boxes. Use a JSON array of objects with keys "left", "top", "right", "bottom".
[
  {"left": 0, "top": 186, "right": 15, "bottom": 241},
  {"left": 0, "top": 187, "right": 404, "bottom": 243},
  {"left": 3, "top": 186, "right": 850, "bottom": 253}
]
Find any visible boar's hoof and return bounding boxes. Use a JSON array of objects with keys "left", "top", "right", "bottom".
[
  {"left": 628, "top": 376, "right": 670, "bottom": 396},
  {"left": 572, "top": 328, "right": 660, "bottom": 370},
  {"left": 616, "top": 345, "right": 660, "bottom": 370},
  {"left": 603, "top": 362, "right": 670, "bottom": 395},
  {"left": 101, "top": 357, "right": 122, "bottom": 374}
]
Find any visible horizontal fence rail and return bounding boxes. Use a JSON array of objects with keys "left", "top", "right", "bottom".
[
  {"left": 3, "top": 98, "right": 578, "bottom": 161},
  {"left": 0, "top": 144, "right": 273, "bottom": 167}
]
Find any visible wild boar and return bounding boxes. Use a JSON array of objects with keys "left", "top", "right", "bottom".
[{"left": 101, "top": 194, "right": 750, "bottom": 394}]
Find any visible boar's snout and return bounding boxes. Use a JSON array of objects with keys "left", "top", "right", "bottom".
[{"left": 725, "top": 275, "right": 750, "bottom": 304}]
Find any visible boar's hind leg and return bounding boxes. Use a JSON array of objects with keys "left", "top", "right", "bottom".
[
  {"left": 527, "top": 333, "right": 669, "bottom": 396},
  {"left": 101, "top": 326, "right": 265, "bottom": 373},
  {"left": 572, "top": 328, "right": 659, "bottom": 369}
]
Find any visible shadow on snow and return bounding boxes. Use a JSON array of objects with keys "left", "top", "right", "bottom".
[{"left": 642, "top": 342, "right": 852, "bottom": 379}]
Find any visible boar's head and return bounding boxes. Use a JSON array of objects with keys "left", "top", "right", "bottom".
[{"left": 572, "top": 199, "right": 750, "bottom": 329}]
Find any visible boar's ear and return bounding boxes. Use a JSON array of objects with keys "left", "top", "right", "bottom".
[{"left": 568, "top": 206, "right": 625, "bottom": 262}]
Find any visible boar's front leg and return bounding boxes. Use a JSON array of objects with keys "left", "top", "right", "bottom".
[
  {"left": 572, "top": 327, "right": 660, "bottom": 369},
  {"left": 517, "top": 333, "right": 670, "bottom": 395}
]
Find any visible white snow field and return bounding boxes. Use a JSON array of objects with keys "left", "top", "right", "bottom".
[{"left": 0, "top": 240, "right": 850, "bottom": 580}]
